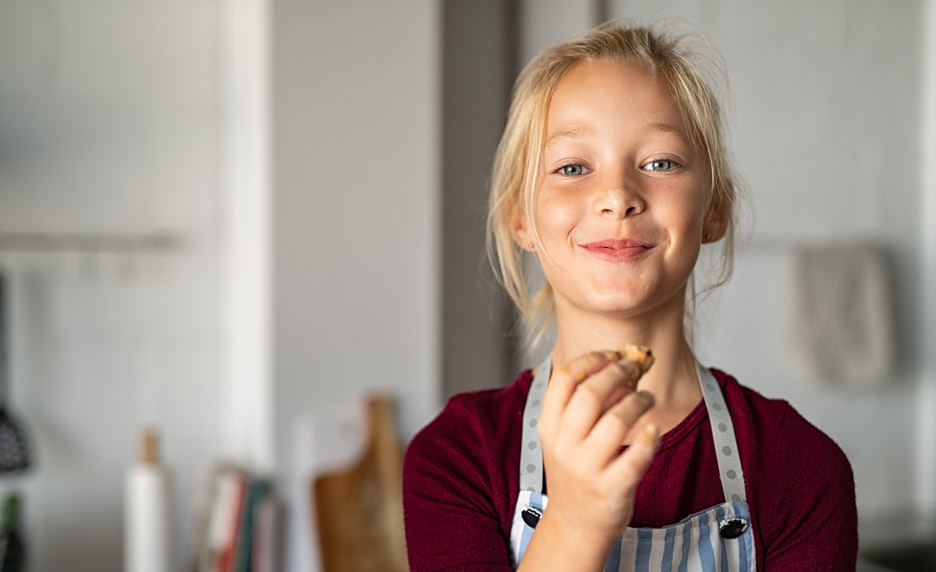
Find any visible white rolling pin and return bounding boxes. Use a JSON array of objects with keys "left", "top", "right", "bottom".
[{"left": 125, "top": 428, "right": 172, "bottom": 572}]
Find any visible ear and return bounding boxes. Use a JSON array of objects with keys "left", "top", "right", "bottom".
[
  {"left": 702, "top": 195, "right": 729, "bottom": 243},
  {"left": 510, "top": 203, "right": 536, "bottom": 252}
]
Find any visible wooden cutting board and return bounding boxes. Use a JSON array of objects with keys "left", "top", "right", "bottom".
[{"left": 313, "top": 396, "right": 409, "bottom": 572}]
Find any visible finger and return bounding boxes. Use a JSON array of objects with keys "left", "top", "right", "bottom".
[
  {"left": 561, "top": 361, "right": 643, "bottom": 440},
  {"left": 540, "top": 351, "right": 618, "bottom": 425},
  {"left": 582, "top": 390, "right": 654, "bottom": 462},
  {"left": 607, "top": 422, "right": 660, "bottom": 491}
]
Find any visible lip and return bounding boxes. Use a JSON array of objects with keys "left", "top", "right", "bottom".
[{"left": 579, "top": 238, "right": 654, "bottom": 262}]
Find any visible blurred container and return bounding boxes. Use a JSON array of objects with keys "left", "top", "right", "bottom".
[
  {"left": 0, "top": 492, "right": 25, "bottom": 572},
  {"left": 125, "top": 428, "right": 172, "bottom": 572}
]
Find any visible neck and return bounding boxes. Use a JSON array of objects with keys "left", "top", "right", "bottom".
[{"left": 549, "top": 299, "right": 700, "bottom": 412}]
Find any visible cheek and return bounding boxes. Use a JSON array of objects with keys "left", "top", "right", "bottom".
[
  {"left": 662, "top": 190, "right": 708, "bottom": 235},
  {"left": 535, "top": 192, "right": 582, "bottom": 241}
]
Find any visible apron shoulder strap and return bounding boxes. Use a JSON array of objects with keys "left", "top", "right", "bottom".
[
  {"left": 519, "top": 355, "right": 749, "bottom": 504},
  {"left": 519, "top": 355, "right": 550, "bottom": 493},
  {"left": 696, "top": 360, "right": 748, "bottom": 503}
]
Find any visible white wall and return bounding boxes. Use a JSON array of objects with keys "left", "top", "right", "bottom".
[
  {"left": 221, "top": 0, "right": 274, "bottom": 473},
  {"left": 441, "top": 0, "right": 515, "bottom": 398},
  {"left": 918, "top": 0, "right": 936, "bottom": 523},
  {"left": 519, "top": 0, "right": 598, "bottom": 64},
  {"left": 0, "top": 1, "right": 442, "bottom": 569},
  {"left": 271, "top": 1, "right": 440, "bottom": 569},
  {"left": 0, "top": 1, "right": 223, "bottom": 570}
]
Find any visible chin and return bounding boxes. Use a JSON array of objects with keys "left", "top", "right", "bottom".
[
  {"left": 586, "top": 294, "right": 648, "bottom": 316},
  {"left": 585, "top": 287, "right": 680, "bottom": 319}
]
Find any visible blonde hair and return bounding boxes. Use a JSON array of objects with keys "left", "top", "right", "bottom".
[{"left": 486, "top": 20, "right": 738, "bottom": 348}]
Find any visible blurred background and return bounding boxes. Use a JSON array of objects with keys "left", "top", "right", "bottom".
[{"left": 0, "top": 0, "right": 933, "bottom": 570}]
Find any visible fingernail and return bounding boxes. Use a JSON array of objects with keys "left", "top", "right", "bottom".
[
  {"left": 617, "top": 359, "right": 641, "bottom": 378},
  {"left": 635, "top": 390, "right": 655, "bottom": 407},
  {"left": 640, "top": 423, "right": 659, "bottom": 444}
]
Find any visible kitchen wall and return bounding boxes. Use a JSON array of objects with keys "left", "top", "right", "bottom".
[
  {"left": 0, "top": 0, "right": 442, "bottom": 569},
  {"left": 440, "top": 0, "right": 516, "bottom": 399},
  {"left": 271, "top": 1, "right": 440, "bottom": 570},
  {"left": 0, "top": 1, "right": 224, "bottom": 570},
  {"left": 922, "top": 0, "right": 936, "bottom": 523}
]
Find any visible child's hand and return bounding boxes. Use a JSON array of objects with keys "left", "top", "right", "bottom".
[{"left": 537, "top": 351, "right": 660, "bottom": 553}]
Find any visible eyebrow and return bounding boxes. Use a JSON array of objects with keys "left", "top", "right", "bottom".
[
  {"left": 543, "top": 125, "right": 596, "bottom": 146},
  {"left": 640, "top": 121, "right": 690, "bottom": 140},
  {"left": 543, "top": 121, "right": 691, "bottom": 147}
]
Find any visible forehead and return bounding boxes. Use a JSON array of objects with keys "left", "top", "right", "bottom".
[{"left": 545, "top": 58, "right": 688, "bottom": 142}]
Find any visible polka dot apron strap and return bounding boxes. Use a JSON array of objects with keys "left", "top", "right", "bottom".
[
  {"left": 519, "top": 356, "right": 747, "bottom": 503},
  {"left": 696, "top": 359, "right": 747, "bottom": 503},
  {"left": 519, "top": 355, "right": 551, "bottom": 493}
]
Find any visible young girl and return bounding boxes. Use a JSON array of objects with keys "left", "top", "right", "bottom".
[{"left": 403, "top": 21, "right": 857, "bottom": 571}]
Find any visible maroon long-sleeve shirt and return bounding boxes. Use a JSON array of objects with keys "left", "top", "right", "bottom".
[{"left": 403, "top": 368, "right": 857, "bottom": 571}]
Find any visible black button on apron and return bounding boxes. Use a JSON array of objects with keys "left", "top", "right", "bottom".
[
  {"left": 521, "top": 507, "right": 542, "bottom": 528},
  {"left": 719, "top": 517, "right": 748, "bottom": 539}
]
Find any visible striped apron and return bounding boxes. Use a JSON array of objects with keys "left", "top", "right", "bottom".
[{"left": 508, "top": 356, "right": 756, "bottom": 571}]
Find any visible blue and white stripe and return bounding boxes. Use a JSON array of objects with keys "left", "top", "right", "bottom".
[
  {"left": 510, "top": 499, "right": 754, "bottom": 571},
  {"left": 614, "top": 501, "right": 754, "bottom": 572}
]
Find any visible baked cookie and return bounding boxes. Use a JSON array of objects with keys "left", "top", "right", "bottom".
[{"left": 615, "top": 344, "right": 654, "bottom": 375}]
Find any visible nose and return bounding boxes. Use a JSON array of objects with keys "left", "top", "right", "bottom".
[{"left": 593, "top": 171, "right": 645, "bottom": 219}]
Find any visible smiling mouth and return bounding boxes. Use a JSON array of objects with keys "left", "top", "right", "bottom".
[{"left": 579, "top": 239, "right": 653, "bottom": 261}]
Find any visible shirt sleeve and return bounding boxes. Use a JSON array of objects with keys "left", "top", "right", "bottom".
[
  {"left": 760, "top": 405, "right": 858, "bottom": 571},
  {"left": 403, "top": 397, "right": 515, "bottom": 572}
]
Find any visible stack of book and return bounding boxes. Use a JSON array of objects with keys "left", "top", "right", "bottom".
[{"left": 189, "top": 465, "right": 277, "bottom": 572}]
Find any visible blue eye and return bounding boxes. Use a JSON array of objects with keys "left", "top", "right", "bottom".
[
  {"left": 558, "top": 164, "right": 588, "bottom": 176},
  {"left": 642, "top": 159, "right": 677, "bottom": 171}
]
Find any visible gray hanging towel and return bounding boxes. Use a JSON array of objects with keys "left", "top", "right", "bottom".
[{"left": 792, "top": 244, "right": 896, "bottom": 388}]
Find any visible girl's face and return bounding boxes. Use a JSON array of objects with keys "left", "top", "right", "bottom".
[{"left": 518, "top": 58, "right": 722, "bottom": 322}]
